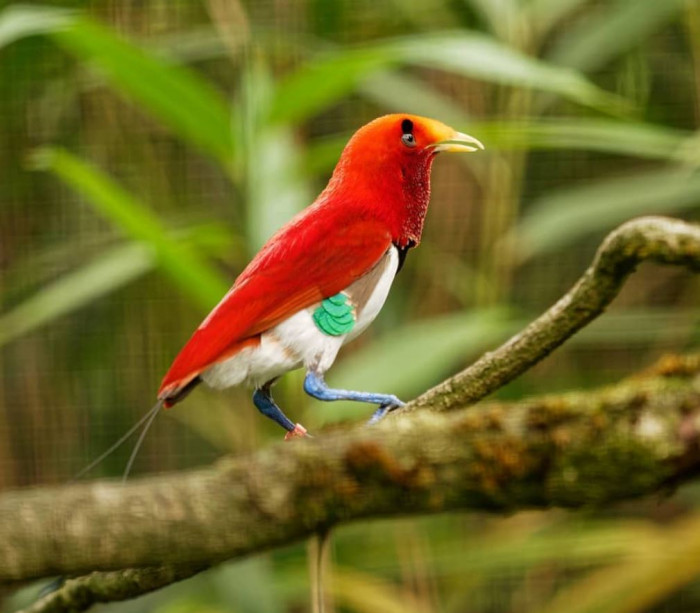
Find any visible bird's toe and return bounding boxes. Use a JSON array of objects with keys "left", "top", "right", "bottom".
[{"left": 284, "top": 423, "right": 310, "bottom": 440}]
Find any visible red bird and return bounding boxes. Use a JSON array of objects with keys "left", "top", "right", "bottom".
[{"left": 159, "top": 114, "right": 483, "bottom": 438}]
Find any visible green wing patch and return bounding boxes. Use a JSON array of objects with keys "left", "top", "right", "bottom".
[{"left": 313, "top": 293, "right": 355, "bottom": 336}]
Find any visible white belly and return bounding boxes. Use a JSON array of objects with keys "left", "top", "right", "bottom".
[
  {"left": 346, "top": 245, "right": 399, "bottom": 342},
  {"left": 201, "top": 246, "right": 399, "bottom": 389}
]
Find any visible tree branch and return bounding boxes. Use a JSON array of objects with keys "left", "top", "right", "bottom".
[
  {"left": 4, "top": 352, "right": 700, "bottom": 586},
  {"left": 405, "top": 216, "right": 700, "bottom": 412},
  {"left": 18, "top": 566, "right": 208, "bottom": 613},
  {"left": 5, "top": 216, "right": 700, "bottom": 612}
]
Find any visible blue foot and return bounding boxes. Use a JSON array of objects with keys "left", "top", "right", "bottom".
[
  {"left": 253, "top": 387, "right": 296, "bottom": 432},
  {"left": 304, "top": 372, "right": 404, "bottom": 424}
]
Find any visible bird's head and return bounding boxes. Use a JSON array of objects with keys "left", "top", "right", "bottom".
[{"left": 326, "top": 114, "right": 484, "bottom": 246}]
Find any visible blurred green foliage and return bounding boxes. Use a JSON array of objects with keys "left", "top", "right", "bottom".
[{"left": 2, "top": 0, "right": 700, "bottom": 612}]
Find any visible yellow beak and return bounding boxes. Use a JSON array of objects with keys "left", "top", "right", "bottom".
[{"left": 433, "top": 130, "right": 485, "bottom": 153}]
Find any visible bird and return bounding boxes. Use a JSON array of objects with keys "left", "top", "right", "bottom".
[{"left": 158, "top": 114, "right": 483, "bottom": 439}]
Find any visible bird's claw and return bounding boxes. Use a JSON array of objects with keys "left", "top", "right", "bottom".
[
  {"left": 367, "top": 398, "right": 405, "bottom": 425},
  {"left": 284, "top": 423, "right": 311, "bottom": 440}
]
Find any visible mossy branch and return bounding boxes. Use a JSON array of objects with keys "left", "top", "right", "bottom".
[
  {"left": 5, "top": 355, "right": 700, "bottom": 586},
  {"left": 18, "top": 566, "right": 208, "bottom": 613},
  {"left": 5, "top": 216, "right": 700, "bottom": 613},
  {"left": 405, "top": 216, "right": 700, "bottom": 412}
]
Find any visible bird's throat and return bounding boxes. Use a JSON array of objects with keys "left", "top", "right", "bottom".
[{"left": 397, "top": 154, "right": 434, "bottom": 246}]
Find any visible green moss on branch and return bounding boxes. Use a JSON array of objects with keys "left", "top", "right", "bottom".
[{"left": 4, "top": 353, "right": 700, "bottom": 587}]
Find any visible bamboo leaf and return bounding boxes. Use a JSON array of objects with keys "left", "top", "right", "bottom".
[
  {"left": 527, "top": 0, "right": 593, "bottom": 38},
  {"left": 359, "top": 70, "right": 471, "bottom": 124},
  {"left": 269, "top": 46, "right": 391, "bottom": 125},
  {"left": 473, "top": 118, "right": 690, "bottom": 160},
  {"left": 270, "top": 32, "right": 625, "bottom": 124},
  {"left": 0, "top": 224, "right": 238, "bottom": 348},
  {"left": 0, "top": 244, "right": 152, "bottom": 347},
  {"left": 237, "top": 60, "right": 311, "bottom": 250},
  {"left": 0, "top": 3, "right": 73, "bottom": 48},
  {"left": 32, "top": 148, "right": 229, "bottom": 310},
  {"left": 0, "top": 6, "right": 235, "bottom": 163},
  {"left": 400, "top": 34, "right": 623, "bottom": 113},
  {"left": 547, "top": 0, "right": 687, "bottom": 72},
  {"left": 461, "top": 0, "right": 520, "bottom": 40},
  {"left": 513, "top": 168, "right": 700, "bottom": 260},
  {"left": 53, "top": 18, "right": 235, "bottom": 164}
]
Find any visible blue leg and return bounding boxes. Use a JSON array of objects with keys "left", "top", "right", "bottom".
[
  {"left": 252, "top": 387, "right": 295, "bottom": 432},
  {"left": 303, "top": 371, "right": 405, "bottom": 424}
]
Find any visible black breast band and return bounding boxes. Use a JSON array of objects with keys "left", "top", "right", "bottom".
[{"left": 393, "top": 240, "right": 416, "bottom": 273}]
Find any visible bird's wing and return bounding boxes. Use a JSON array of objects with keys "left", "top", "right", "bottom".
[{"left": 159, "top": 214, "right": 392, "bottom": 399}]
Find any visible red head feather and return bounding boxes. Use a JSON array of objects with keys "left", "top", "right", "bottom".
[{"left": 322, "top": 114, "right": 479, "bottom": 247}]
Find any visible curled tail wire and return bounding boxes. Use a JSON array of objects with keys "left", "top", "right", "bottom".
[{"left": 71, "top": 399, "right": 163, "bottom": 483}]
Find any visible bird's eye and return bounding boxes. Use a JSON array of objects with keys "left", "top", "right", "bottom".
[{"left": 401, "top": 119, "right": 416, "bottom": 148}]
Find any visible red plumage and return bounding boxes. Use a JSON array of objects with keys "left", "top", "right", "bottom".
[
  {"left": 159, "top": 114, "right": 481, "bottom": 407},
  {"left": 159, "top": 202, "right": 392, "bottom": 401}
]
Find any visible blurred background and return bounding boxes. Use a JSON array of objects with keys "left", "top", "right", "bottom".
[{"left": 2, "top": 0, "right": 700, "bottom": 611}]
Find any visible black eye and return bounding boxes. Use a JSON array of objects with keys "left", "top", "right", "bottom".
[{"left": 401, "top": 118, "right": 416, "bottom": 148}]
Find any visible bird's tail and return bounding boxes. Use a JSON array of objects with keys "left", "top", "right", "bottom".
[{"left": 71, "top": 399, "right": 163, "bottom": 483}]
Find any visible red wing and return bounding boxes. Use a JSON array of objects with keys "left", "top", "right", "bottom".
[{"left": 159, "top": 213, "right": 392, "bottom": 399}]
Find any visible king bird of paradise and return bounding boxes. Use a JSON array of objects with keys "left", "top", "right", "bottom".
[
  {"left": 79, "top": 115, "right": 484, "bottom": 479},
  {"left": 161, "top": 115, "right": 484, "bottom": 436}
]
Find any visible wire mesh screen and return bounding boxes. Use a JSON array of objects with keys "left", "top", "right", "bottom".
[{"left": 2, "top": 0, "right": 700, "bottom": 611}]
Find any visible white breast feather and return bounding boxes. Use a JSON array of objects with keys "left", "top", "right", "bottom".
[
  {"left": 201, "top": 246, "right": 399, "bottom": 389},
  {"left": 346, "top": 245, "right": 398, "bottom": 342}
]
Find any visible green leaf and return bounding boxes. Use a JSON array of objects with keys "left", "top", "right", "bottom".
[
  {"left": 32, "top": 148, "right": 229, "bottom": 311},
  {"left": 472, "top": 118, "right": 690, "bottom": 160},
  {"left": 399, "top": 34, "right": 624, "bottom": 113},
  {"left": 513, "top": 167, "right": 700, "bottom": 260},
  {"left": 461, "top": 0, "right": 521, "bottom": 40},
  {"left": 547, "top": 0, "right": 687, "bottom": 72},
  {"left": 0, "top": 3, "right": 73, "bottom": 48},
  {"left": 270, "top": 32, "right": 625, "bottom": 124},
  {"left": 55, "top": 17, "right": 235, "bottom": 164},
  {"left": 0, "top": 6, "right": 235, "bottom": 163},
  {"left": 269, "top": 46, "right": 392, "bottom": 125},
  {"left": 527, "top": 0, "right": 593, "bottom": 38},
  {"left": 0, "top": 243, "right": 152, "bottom": 347},
  {"left": 0, "top": 223, "right": 239, "bottom": 347},
  {"left": 237, "top": 60, "right": 311, "bottom": 250},
  {"left": 359, "top": 70, "right": 471, "bottom": 124}
]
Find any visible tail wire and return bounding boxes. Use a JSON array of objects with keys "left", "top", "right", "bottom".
[{"left": 71, "top": 400, "right": 163, "bottom": 483}]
